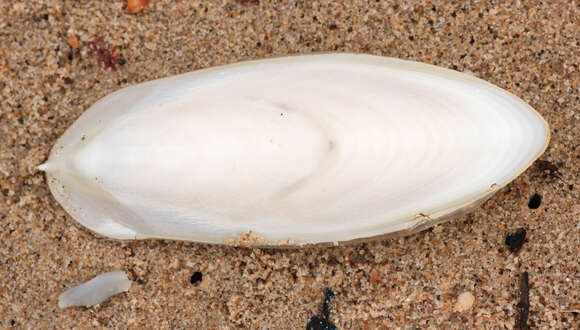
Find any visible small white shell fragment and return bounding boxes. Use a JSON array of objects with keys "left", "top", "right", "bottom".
[
  {"left": 40, "top": 54, "right": 549, "bottom": 246},
  {"left": 455, "top": 291, "right": 476, "bottom": 312},
  {"left": 58, "top": 271, "right": 131, "bottom": 308}
]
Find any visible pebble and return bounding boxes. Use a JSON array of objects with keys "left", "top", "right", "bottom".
[{"left": 455, "top": 292, "right": 475, "bottom": 312}]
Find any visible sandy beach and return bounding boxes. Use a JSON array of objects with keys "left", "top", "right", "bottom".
[{"left": 0, "top": 1, "right": 578, "bottom": 328}]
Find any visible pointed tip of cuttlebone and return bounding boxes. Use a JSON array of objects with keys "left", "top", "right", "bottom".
[{"left": 37, "top": 161, "right": 55, "bottom": 172}]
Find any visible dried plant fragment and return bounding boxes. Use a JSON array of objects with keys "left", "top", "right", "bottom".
[
  {"left": 88, "top": 37, "right": 122, "bottom": 71},
  {"left": 515, "top": 272, "right": 530, "bottom": 329},
  {"left": 236, "top": 0, "right": 260, "bottom": 5}
]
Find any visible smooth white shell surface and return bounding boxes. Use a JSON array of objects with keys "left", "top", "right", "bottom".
[
  {"left": 58, "top": 271, "right": 131, "bottom": 308},
  {"left": 42, "top": 54, "right": 549, "bottom": 245}
]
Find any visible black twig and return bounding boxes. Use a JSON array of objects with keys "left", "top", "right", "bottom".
[
  {"left": 515, "top": 272, "right": 530, "bottom": 330},
  {"left": 306, "top": 288, "right": 337, "bottom": 330}
]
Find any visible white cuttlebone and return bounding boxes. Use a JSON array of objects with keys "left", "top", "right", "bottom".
[
  {"left": 58, "top": 271, "right": 131, "bottom": 308},
  {"left": 39, "top": 54, "right": 549, "bottom": 246}
]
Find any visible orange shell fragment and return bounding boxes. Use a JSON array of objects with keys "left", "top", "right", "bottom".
[{"left": 127, "top": 0, "right": 150, "bottom": 14}]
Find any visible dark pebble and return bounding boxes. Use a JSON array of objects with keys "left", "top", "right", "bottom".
[
  {"left": 506, "top": 228, "right": 527, "bottom": 253},
  {"left": 190, "top": 271, "right": 202, "bottom": 285},
  {"left": 528, "top": 194, "right": 542, "bottom": 209}
]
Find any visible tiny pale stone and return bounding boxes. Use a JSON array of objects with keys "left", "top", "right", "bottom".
[
  {"left": 169, "top": 258, "right": 180, "bottom": 270},
  {"left": 455, "top": 291, "right": 475, "bottom": 312}
]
